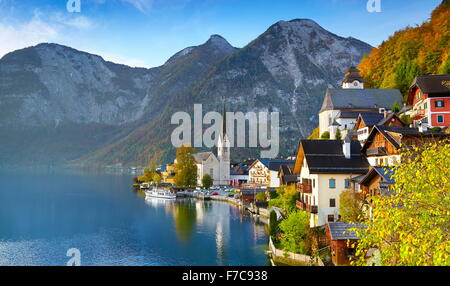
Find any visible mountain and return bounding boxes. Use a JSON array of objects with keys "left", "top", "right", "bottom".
[
  {"left": 0, "top": 19, "right": 372, "bottom": 168},
  {"left": 359, "top": 0, "right": 449, "bottom": 94}
]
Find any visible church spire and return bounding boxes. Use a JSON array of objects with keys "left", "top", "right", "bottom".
[{"left": 221, "top": 101, "right": 227, "bottom": 138}]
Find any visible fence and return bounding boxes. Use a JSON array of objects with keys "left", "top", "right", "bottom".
[{"left": 269, "top": 237, "right": 324, "bottom": 266}]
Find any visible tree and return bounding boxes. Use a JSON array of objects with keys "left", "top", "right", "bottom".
[
  {"left": 268, "top": 185, "right": 298, "bottom": 214},
  {"left": 354, "top": 140, "right": 450, "bottom": 266},
  {"left": 152, "top": 173, "right": 161, "bottom": 184},
  {"left": 269, "top": 210, "right": 279, "bottom": 242},
  {"left": 335, "top": 129, "right": 342, "bottom": 140},
  {"left": 391, "top": 100, "right": 401, "bottom": 113},
  {"left": 174, "top": 145, "right": 198, "bottom": 187},
  {"left": 255, "top": 192, "right": 266, "bottom": 202},
  {"left": 320, "top": 131, "right": 330, "bottom": 140},
  {"left": 308, "top": 127, "right": 320, "bottom": 139},
  {"left": 339, "top": 189, "right": 364, "bottom": 222},
  {"left": 279, "top": 210, "right": 311, "bottom": 254},
  {"left": 202, "top": 174, "right": 213, "bottom": 190}
]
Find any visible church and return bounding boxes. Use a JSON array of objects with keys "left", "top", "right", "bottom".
[
  {"left": 193, "top": 104, "right": 231, "bottom": 186},
  {"left": 319, "top": 67, "right": 403, "bottom": 139}
]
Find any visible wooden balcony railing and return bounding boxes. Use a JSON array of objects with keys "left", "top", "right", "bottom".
[
  {"left": 366, "top": 147, "right": 387, "bottom": 156},
  {"left": 295, "top": 183, "right": 312, "bottom": 193},
  {"left": 411, "top": 109, "right": 426, "bottom": 120},
  {"left": 296, "top": 200, "right": 318, "bottom": 214}
]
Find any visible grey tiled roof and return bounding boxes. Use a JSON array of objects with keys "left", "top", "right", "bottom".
[
  {"left": 193, "top": 152, "right": 214, "bottom": 163},
  {"left": 320, "top": 88, "right": 403, "bottom": 112},
  {"left": 359, "top": 112, "right": 385, "bottom": 126},
  {"left": 411, "top": 74, "right": 450, "bottom": 95},
  {"left": 328, "top": 222, "right": 366, "bottom": 240},
  {"left": 301, "top": 140, "right": 370, "bottom": 174}
]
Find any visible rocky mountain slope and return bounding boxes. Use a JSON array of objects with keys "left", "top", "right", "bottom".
[{"left": 0, "top": 19, "right": 372, "bottom": 167}]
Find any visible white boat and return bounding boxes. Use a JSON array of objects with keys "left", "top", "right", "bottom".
[{"left": 145, "top": 189, "right": 176, "bottom": 200}]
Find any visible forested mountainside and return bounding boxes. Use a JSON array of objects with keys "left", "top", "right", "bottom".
[{"left": 359, "top": 0, "right": 450, "bottom": 95}]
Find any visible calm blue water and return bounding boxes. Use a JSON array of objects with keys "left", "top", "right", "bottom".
[{"left": 0, "top": 170, "right": 268, "bottom": 266}]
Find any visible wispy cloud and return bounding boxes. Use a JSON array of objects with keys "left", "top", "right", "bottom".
[
  {"left": 52, "top": 13, "right": 94, "bottom": 30},
  {"left": 0, "top": 10, "right": 58, "bottom": 58},
  {"left": 121, "top": 0, "right": 154, "bottom": 13}
]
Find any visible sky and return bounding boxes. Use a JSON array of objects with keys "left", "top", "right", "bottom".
[{"left": 0, "top": 0, "right": 442, "bottom": 68}]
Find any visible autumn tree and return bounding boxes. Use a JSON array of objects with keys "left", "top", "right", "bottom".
[
  {"left": 174, "top": 145, "right": 198, "bottom": 187},
  {"left": 320, "top": 131, "right": 330, "bottom": 140},
  {"left": 269, "top": 185, "right": 298, "bottom": 214},
  {"left": 354, "top": 141, "right": 450, "bottom": 266},
  {"left": 152, "top": 173, "right": 161, "bottom": 184},
  {"left": 202, "top": 174, "right": 213, "bottom": 190},
  {"left": 339, "top": 189, "right": 364, "bottom": 222},
  {"left": 335, "top": 129, "right": 342, "bottom": 140},
  {"left": 279, "top": 210, "right": 311, "bottom": 255}
]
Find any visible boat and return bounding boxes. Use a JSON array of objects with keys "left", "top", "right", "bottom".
[
  {"left": 140, "top": 183, "right": 151, "bottom": 190},
  {"left": 145, "top": 189, "right": 177, "bottom": 200}
]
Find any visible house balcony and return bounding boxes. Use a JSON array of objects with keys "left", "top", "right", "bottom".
[
  {"left": 410, "top": 109, "right": 426, "bottom": 120},
  {"left": 296, "top": 200, "right": 318, "bottom": 214},
  {"left": 366, "top": 147, "right": 387, "bottom": 156},
  {"left": 295, "top": 183, "right": 312, "bottom": 193}
]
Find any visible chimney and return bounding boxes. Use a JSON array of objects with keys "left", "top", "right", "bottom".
[{"left": 343, "top": 135, "right": 352, "bottom": 159}]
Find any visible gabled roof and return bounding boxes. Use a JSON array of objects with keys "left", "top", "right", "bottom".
[
  {"left": 328, "top": 222, "right": 366, "bottom": 241},
  {"left": 193, "top": 152, "right": 215, "bottom": 163},
  {"left": 358, "top": 112, "right": 385, "bottom": 127},
  {"left": 410, "top": 74, "right": 450, "bottom": 96},
  {"left": 298, "top": 140, "right": 370, "bottom": 174},
  {"left": 320, "top": 88, "right": 403, "bottom": 113},
  {"left": 360, "top": 167, "right": 395, "bottom": 186},
  {"left": 377, "top": 113, "right": 403, "bottom": 126},
  {"left": 250, "top": 159, "right": 295, "bottom": 172},
  {"left": 361, "top": 126, "right": 449, "bottom": 152}
]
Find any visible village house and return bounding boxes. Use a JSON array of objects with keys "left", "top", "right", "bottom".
[
  {"left": 407, "top": 74, "right": 450, "bottom": 129},
  {"left": 160, "top": 164, "right": 176, "bottom": 185},
  {"left": 326, "top": 222, "right": 366, "bottom": 266},
  {"left": 293, "top": 138, "right": 370, "bottom": 228},
  {"left": 278, "top": 164, "right": 297, "bottom": 186},
  {"left": 361, "top": 125, "right": 449, "bottom": 168},
  {"left": 229, "top": 159, "right": 255, "bottom": 187},
  {"left": 319, "top": 67, "right": 403, "bottom": 139},
  {"left": 248, "top": 159, "right": 295, "bottom": 188},
  {"left": 354, "top": 112, "right": 405, "bottom": 144}
]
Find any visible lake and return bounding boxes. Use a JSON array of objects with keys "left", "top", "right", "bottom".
[{"left": 0, "top": 170, "right": 269, "bottom": 266}]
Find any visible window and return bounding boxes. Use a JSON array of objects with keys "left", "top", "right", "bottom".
[
  {"left": 328, "top": 215, "right": 335, "bottom": 222},
  {"left": 437, "top": 115, "right": 444, "bottom": 124},
  {"left": 345, "top": 179, "right": 350, "bottom": 189},
  {"left": 210, "top": 168, "right": 214, "bottom": 176},
  {"left": 330, "top": 199, "right": 336, "bottom": 208},
  {"left": 329, "top": 179, "right": 336, "bottom": 189},
  {"left": 435, "top": 100, "right": 445, "bottom": 108}
]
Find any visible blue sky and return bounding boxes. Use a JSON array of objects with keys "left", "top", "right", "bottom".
[{"left": 0, "top": 0, "right": 442, "bottom": 68}]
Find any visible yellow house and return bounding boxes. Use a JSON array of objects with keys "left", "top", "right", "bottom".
[{"left": 160, "top": 164, "right": 176, "bottom": 185}]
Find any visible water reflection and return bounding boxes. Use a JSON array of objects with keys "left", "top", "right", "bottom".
[{"left": 0, "top": 170, "right": 269, "bottom": 266}]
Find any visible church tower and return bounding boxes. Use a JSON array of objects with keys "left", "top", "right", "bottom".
[
  {"left": 217, "top": 103, "right": 231, "bottom": 185},
  {"left": 342, "top": 67, "right": 364, "bottom": 89}
]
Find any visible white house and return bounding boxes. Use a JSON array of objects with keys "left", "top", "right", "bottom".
[
  {"left": 293, "top": 138, "right": 370, "bottom": 228},
  {"left": 248, "top": 159, "right": 294, "bottom": 188}
]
